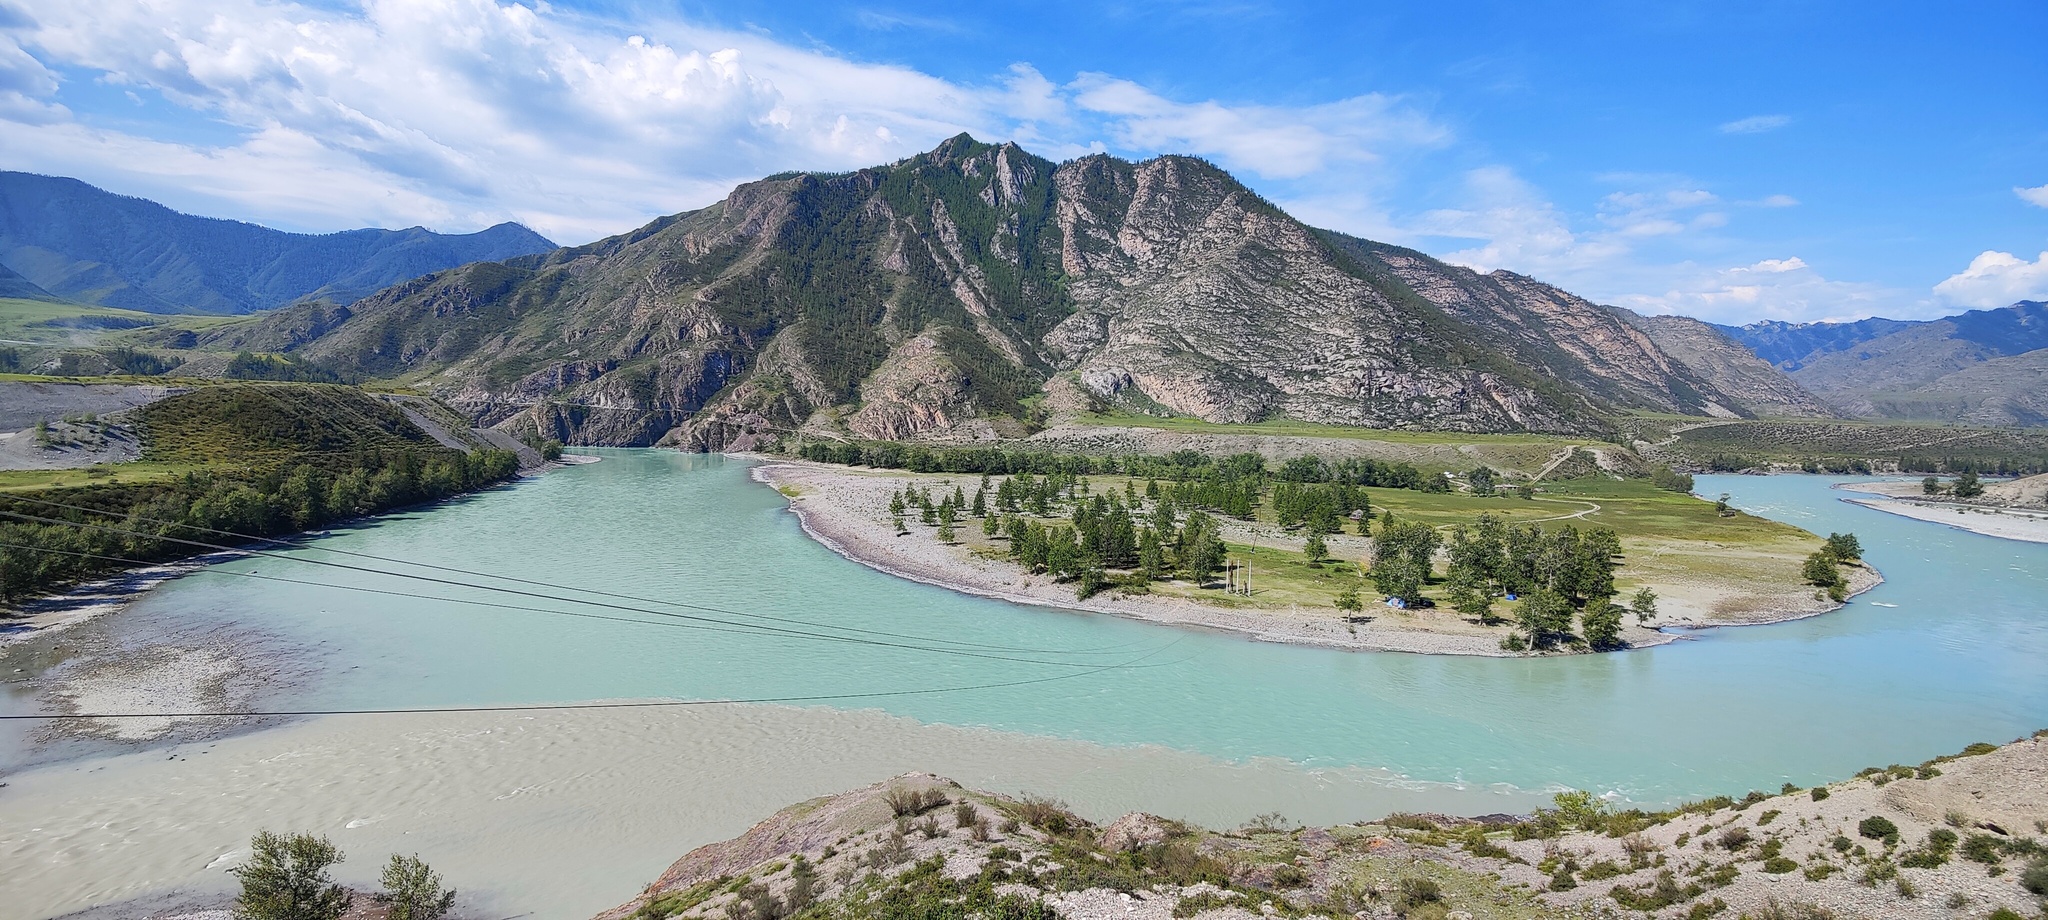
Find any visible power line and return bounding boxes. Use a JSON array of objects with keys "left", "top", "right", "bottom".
[
  {"left": 0, "top": 493, "right": 1128, "bottom": 657},
  {"left": 0, "top": 637, "right": 1184, "bottom": 722},
  {"left": 0, "top": 509, "right": 1111, "bottom": 668}
]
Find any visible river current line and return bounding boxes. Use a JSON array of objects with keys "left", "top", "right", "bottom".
[
  {"left": 1, "top": 493, "right": 1132, "bottom": 657},
  {"left": 0, "top": 509, "right": 1135, "bottom": 667}
]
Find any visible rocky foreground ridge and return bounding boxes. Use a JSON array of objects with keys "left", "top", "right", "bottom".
[
  {"left": 220, "top": 136, "right": 1821, "bottom": 449},
  {"left": 600, "top": 734, "right": 2048, "bottom": 920}
]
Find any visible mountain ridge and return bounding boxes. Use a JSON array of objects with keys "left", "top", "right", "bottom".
[
  {"left": 218, "top": 135, "right": 1817, "bottom": 448},
  {"left": 0, "top": 171, "right": 557, "bottom": 314},
  {"left": 1713, "top": 301, "right": 2048, "bottom": 424}
]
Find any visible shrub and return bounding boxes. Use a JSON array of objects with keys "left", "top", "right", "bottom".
[
  {"left": 1857, "top": 816, "right": 1899, "bottom": 841},
  {"left": 1396, "top": 876, "right": 1441, "bottom": 907},
  {"left": 378, "top": 854, "right": 456, "bottom": 920},
  {"left": 1961, "top": 834, "right": 2002, "bottom": 864},
  {"left": 1383, "top": 813, "right": 1439, "bottom": 831},
  {"left": 1718, "top": 826, "right": 1752, "bottom": 850},
  {"left": 2021, "top": 858, "right": 2048, "bottom": 896},
  {"left": 1762, "top": 857, "right": 1799, "bottom": 874},
  {"left": 232, "top": 831, "right": 352, "bottom": 920},
  {"left": 884, "top": 787, "right": 950, "bottom": 817},
  {"left": 1581, "top": 860, "right": 1627, "bottom": 880},
  {"left": 1015, "top": 794, "right": 1075, "bottom": 833},
  {"left": 1809, "top": 787, "right": 1830, "bottom": 802},
  {"left": 1271, "top": 865, "right": 1308, "bottom": 888},
  {"left": 954, "top": 802, "right": 979, "bottom": 829}
]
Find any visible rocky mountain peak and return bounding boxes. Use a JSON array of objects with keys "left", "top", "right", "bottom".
[{"left": 238, "top": 137, "right": 1813, "bottom": 447}]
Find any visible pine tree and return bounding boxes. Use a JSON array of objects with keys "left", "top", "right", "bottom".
[{"left": 1304, "top": 530, "right": 1327, "bottom": 563}]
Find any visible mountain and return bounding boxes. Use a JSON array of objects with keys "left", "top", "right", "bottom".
[
  {"left": 1712, "top": 316, "right": 1917, "bottom": 371},
  {"left": 231, "top": 135, "right": 1813, "bottom": 448},
  {"left": 1720, "top": 302, "right": 2048, "bottom": 424},
  {"left": 1617, "top": 313, "right": 1836, "bottom": 418},
  {"left": 0, "top": 171, "right": 557, "bottom": 314},
  {"left": 0, "top": 260, "right": 58, "bottom": 301}
]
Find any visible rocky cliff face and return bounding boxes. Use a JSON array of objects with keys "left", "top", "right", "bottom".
[
  {"left": 1618, "top": 313, "right": 1836, "bottom": 418},
  {"left": 246, "top": 135, "right": 1817, "bottom": 447}
]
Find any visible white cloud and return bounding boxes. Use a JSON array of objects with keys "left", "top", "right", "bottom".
[
  {"left": 1067, "top": 73, "right": 1447, "bottom": 180},
  {"left": 1613, "top": 257, "right": 1903, "bottom": 324},
  {"left": 1934, "top": 250, "right": 2048, "bottom": 308},
  {"left": 1747, "top": 257, "right": 1807, "bottom": 273},
  {"left": 2017, "top": 184, "right": 2048, "bottom": 208},
  {"left": 0, "top": 0, "right": 1450, "bottom": 244},
  {"left": 1719, "top": 114, "right": 1790, "bottom": 134},
  {"left": 1758, "top": 194, "right": 1799, "bottom": 207},
  {"left": 1414, "top": 166, "right": 1619, "bottom": 274}
]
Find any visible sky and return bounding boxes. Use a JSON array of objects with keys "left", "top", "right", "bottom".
[{"left": 1, "top": 0, "right": 2044, "bottom": 325}]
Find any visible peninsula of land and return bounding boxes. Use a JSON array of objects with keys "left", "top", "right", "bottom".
[{"left": 752, "top": 459, "right": 1880, "bottom": 657}]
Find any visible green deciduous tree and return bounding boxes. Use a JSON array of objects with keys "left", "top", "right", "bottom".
[
  {"left": 1581, "top": 602, "right": 1625, "bottom": 650},
  {"left": 231, "top": 832, "right": 352, "bottom": 920},
  {"left": 1516, "top": 588, "right": 1575, "bottom": 649},
  {"left": 378, "top": 854, "right": 456, "bottom": 920},
  {"left": 1629, "top": 586, "right": 1658, "bottom": 625}
]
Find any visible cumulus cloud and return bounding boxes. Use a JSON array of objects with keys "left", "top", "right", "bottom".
[
  {"left": 2017, "top": 184, "right": 2048, "bottom": 208},
  {"left": 1612, "top": 257, "right": 1902, "bottom": 324},
  {"left": 0, "top": 0, "right": 1450, "bottom": 243},
  {"left": 1748, "top": 257, "right": 1807, "bottom": 273},
  {"left": 1719, "top": 114, "right": 1790, "bottom": 134},
  {"left": 1934, "top": 250, "right": 2048, "bottom": 308},
  {"left": 1068, "top": 73, "right": 1447, "bottom": 179}
]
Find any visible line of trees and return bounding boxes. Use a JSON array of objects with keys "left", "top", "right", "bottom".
[
  {"left": 794, "top": 442, "right": 1456, "bottom": 505},
  {"left": 0, "top": 447, "right": 520, "bottom": 601},
  {"left": 1801, "top": 532, "right": 1863, "bottom": 602}
]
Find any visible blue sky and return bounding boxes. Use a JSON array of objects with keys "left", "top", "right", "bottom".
[{"left": 2, "top": 0, "right": 2043, "bottom": 323}]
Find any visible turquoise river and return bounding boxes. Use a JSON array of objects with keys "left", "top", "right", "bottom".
[{"left": 1, "top": 451, "right": 2043, "bottom": 918}]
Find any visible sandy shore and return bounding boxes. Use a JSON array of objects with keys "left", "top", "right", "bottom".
[
  {"left": 750, "top": 460, "right": 1875, "bottom": 656},
  {"left": 0, "top": 554, "right": 241, "bottom": 653},
  {"left": 1843, "top": 496, "right": 2048, "bottom": 544},
  {"left": 1838, "top": 482, "right": 2048, "bottom": 544}
]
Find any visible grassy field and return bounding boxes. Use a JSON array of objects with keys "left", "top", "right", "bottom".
[
  {"left": 1054, "top": 412, "right": 1606, "bottom": 477},
  {"left": 1669, "top": 418, "right": 2048, "bottom": 470},
  {"left": 0, "top": 298, "right": 246, "bottom": 345},
  {"left": 0, "top": 462, "right": 203, "bottom": 493},
  {"left": 933, "top": 468, "right": 1825, "bottom": 620},
  {"left": 1069, "top": 411, "right": 1596, "bottom": 447}
]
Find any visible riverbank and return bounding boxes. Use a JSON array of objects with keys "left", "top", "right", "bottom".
[
  {"left": 1838, "top": 482, "right": 2048, "bottom": 545},
  {"left": 0, "top": 702, "right": 1551, "bottom": 920},
  {"left": 603, "top": 732, "right": 2048, "bottom": 920},
  {"left": 0, "top": 553, "right": 240, "bottom": 653},
  {"left": 750, "top": 460, "right": 1877, "bottom": 657}
]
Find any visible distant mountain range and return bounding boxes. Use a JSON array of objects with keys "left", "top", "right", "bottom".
[
  {"left": 1714, "top": 302, "right": 2048, "bottom": 426},
  {"left": 17, "top": 144, "right": 2045, "bottom": 443},
  {"left": 0, "top": 171, "right": 555, "bottom": 314},
  {"left": 208, "top": 135, "right": 1813, "bottom": 447}
]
